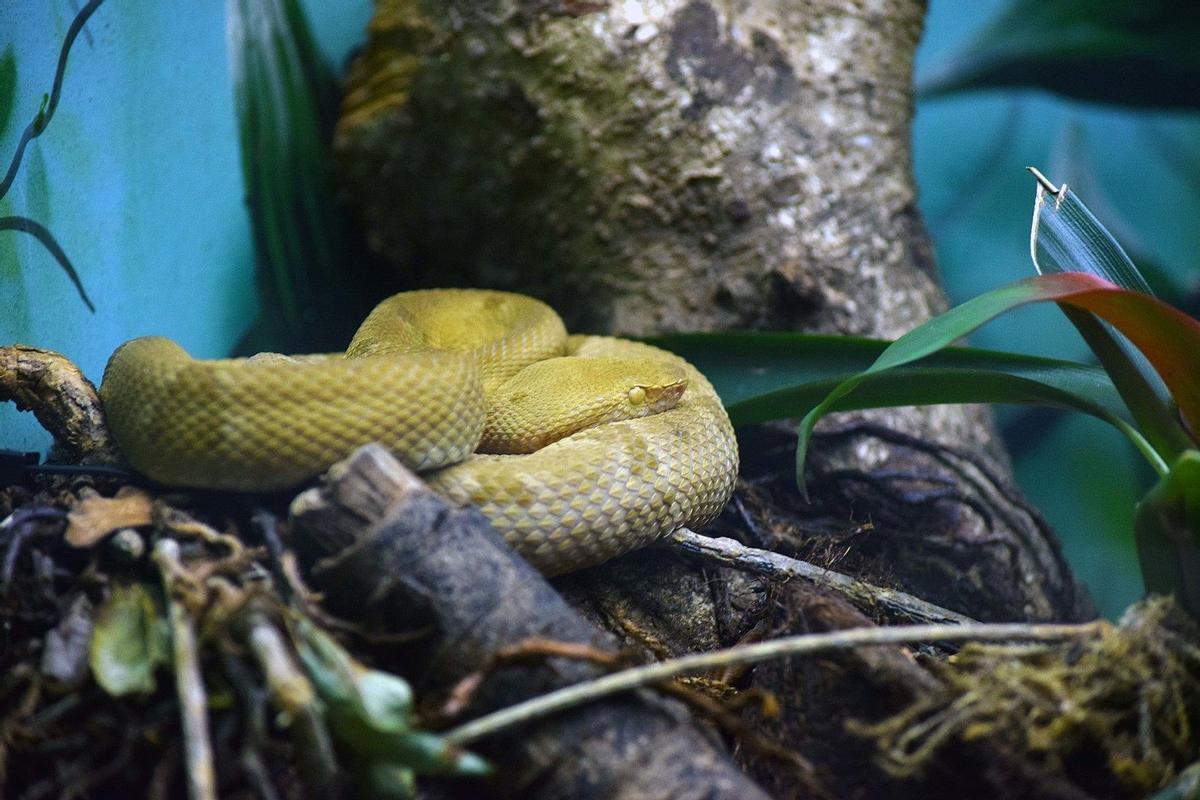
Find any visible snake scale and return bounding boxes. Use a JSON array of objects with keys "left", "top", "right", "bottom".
[{"left": 99, "top": 289, "right": 739, "bottom": 574}]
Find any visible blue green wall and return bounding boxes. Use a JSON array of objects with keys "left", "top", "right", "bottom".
[{"left": 0, "top": 1, "right": 371, "bottom": 451}]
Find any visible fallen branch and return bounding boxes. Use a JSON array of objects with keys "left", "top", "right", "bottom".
[
  {"left": 442, "top": 619, "right": 1105, "bottom": 747},
  {"left": 667, "top": 527, "right": 976, "bottom": 625}
]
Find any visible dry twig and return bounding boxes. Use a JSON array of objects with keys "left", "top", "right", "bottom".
[
  {"left": 154, "top": 539, "right": 216, "bottom": 800},
  {"left": 668, "top": 527, "right": 975, "bottom": 625},
  {"left": 442, "top": 620, "right": 1105, "bottom": 747}
]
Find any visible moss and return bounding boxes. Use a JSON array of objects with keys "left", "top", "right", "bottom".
[
  {"left": 334, "top": 0, "right": 745, "bottom": 330},
  {"left": 850, "top": 597, "right": 1200, "bottom": 796}
]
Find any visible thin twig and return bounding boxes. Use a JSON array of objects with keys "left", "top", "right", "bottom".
[
  {"left": 240, "top": 612, "right": 338, "bottom": 796},
  {"left": 245, "top": 613, "right": 315, "bottom": 716},
  {"left": 667, "top": 528, "right": 975, "bottom": 625},
  {"left": 441, "top": 620, "right": 1105, "bottom": 747},
  {"left": 154, "top": 539, "right": 216, "bottom": 800}
]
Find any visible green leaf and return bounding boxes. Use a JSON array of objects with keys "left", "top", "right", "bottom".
[
  {"left": 918, "top": 0, "right": 1200, "bottom": 109},
  {"left": 356, "top": 670, "right": 415, "bottom": 735},
  {"left": 1030, "top": 174, "right": 1194, "bottom": 460},
  {"left": 1135, "top": 450, "right": 1200, "bottom": 617},
  {"left": 294, "top": 619, "right": 490, "bottom": 778},
  {"left": 89, "top": 582, "right": 170, "bottom": 696},
  {"left": 795, "top": 272, "right": 1200, "bottom": 492},
  {"left": 355, "top": 761, "right": 417, "bottom": 800},
  {"left": 653, "top": 332, "right": 1130, "bottom": 423},
  {"left": 380, "top": 731, "right": 492, "bottom": 779},
  {"left": 651, "top": 331, "right": 1158, "bottom": 490}
]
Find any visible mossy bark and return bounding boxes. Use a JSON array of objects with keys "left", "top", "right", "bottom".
[{"left": 337, "top": 0, "right": 941, "bottom": 339}]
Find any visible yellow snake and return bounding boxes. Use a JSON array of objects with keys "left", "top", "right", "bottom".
[{"left": 99, "top": 289, "right": 738, "bottom": 574}]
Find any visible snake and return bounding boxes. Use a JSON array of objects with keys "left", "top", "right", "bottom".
[{"left": 99, "top": 289, "right": 739, "bottom": 575}]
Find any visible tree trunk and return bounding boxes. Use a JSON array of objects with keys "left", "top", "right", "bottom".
[{"left": 333, "top": 1, "right": 1096, "bottom": 796}]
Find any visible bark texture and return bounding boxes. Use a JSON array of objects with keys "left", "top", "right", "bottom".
[
  {"left": 337, "top": 0, "right": 942, "bottom": 340},
  {"left": 0, "top": 345, "right": 120, "bottom": 466}
]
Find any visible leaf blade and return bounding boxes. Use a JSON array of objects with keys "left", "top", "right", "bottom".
[
  {"left": 1029, "top": 176, "right": 1193, "bottom": 459},
  {"left": 651, "top": 331, "right": 1161, "bottom": 480},
  {"left": 792, "top": 272, "right": 1200, "bottom": 491}
]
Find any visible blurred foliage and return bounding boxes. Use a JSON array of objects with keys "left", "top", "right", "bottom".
[
  {"left": 228, "top": 0, "right": 378, "bottom": 354},
  {"left": 919, "top": 0, "right": 1200, "bottom": 109},
  {"left": 1137, "top": 452, "right": 1200, "bottom": 620},
  {"left": 90, "top": 582, "right": 170, "bottom": 696},
  {"left": 295, "top": 618, "right": 490, "bottom": 797}
]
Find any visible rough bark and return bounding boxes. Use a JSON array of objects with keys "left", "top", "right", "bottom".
[{"left": 333, "top": 0, "right": 1097, "bottom": 795}]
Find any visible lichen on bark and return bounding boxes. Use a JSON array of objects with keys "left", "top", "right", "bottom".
[{"left": 337, "top": 0, "right": 939, "bottom": 337}]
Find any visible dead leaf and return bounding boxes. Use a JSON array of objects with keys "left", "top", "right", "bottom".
[{"left": 66, "top": 486, "right": 153, "bottom": 548}]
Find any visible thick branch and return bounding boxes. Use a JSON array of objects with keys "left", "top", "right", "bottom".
[
  {"left": 0, "top": 345, "right": 119, "bottom": 464},
  {"left": 289, "top": 444, "right": 773, "bottom": 800}
]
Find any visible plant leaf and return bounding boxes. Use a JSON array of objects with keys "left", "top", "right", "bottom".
[
  {"left": 89, "top": 582, "right": 170, "bottom": 696},
  {"left": 917, "top": 0, "right": 1200, "bottom": 109},
  {"left": 654, "top": 332, "right": 1128, "bottom": 419},
  {"left": 651, "top": 331, "right": 1158, "bottom": 483},
  {"left": 1029, "top": 168, "right": 1152, "bottom": 296},
  {"left": 794, "top": 273, "right": 1200, "bottom": 492},
  {"left": 1030, "top": 175, "right": 1194, "bottom": 460},
  {"left": 1135, "top": 450, "right": 1200, "bottom": 617},
  {"left": 294, "top": 619, "right": 489, "bottom": 778},
  {"left": 226, "top": 0, "right": 370, "bottom": 352}
]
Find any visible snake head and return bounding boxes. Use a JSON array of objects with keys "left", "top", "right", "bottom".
[
  {"left": 480, "top": 357, "right": 690, "bottom": 453},
  {"left": 625, "top": 376, "right": 687, "bottom": 414}
]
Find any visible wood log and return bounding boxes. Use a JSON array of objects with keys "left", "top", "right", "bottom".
[{"left": 290, "top": 444, "right": 775, "bottom": 800}]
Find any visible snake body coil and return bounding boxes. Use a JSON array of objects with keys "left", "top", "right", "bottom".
[{"left": 100, "top": 289, "right": 738, "bottom": 574}]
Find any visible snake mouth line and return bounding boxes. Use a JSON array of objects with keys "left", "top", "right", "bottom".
[{"left": 642, "top": 380, "right": 688, "bottom": 411}]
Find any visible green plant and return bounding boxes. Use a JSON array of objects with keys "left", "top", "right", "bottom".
[
  {"left": 791, "top": 170, "right": 1200, "bottom": 616},
  {"left": 657, "top": 168, "right": 1200, "bottom": 617}
]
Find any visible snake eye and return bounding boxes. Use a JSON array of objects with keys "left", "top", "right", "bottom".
[{"left": 628, "top": 386, "right": 647, "bottom": 406}]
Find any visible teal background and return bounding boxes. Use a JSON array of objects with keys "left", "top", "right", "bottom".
[
  {"left": 0, "top": 0, "right": 372, "bottom": 450},
  {"left": 3, "top": 1, "right": 1195, "bottom": 617}
]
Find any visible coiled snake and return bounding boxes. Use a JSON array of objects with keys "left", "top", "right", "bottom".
[{"left": 100, "top": 289, "right": 739, "bottom": 574}]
